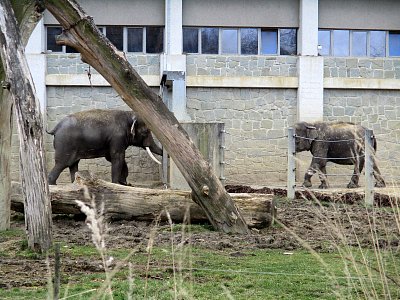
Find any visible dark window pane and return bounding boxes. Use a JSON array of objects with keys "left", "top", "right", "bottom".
[
  {"left": 47, "top": 27, "right": 63, "bottom": 52},
  {"left": 241, "top": 28, "right": 258, "bottom": 55},
  {"left": 261, "top": 30, "right": 277, "bottom": 54},
  {"left": 333, "top": 30, "right": 349, "bottom": 56},
  {"left": 222, "top": 29, "right": 238, "bottom": 54},
  {"left": 146, "top": 27, "right": 164, "bottom": 53},
  {"left": 318, "top": 30, "right": 330, "bottom": 56},
  {"left": 66, "top": 46, "right": 79, "bottom": 53},
  {"left": 201, "top": 28, "right": 219, "bottom": 54},
  {"left": 106, "top": 26, "right": 123, "bottom": 50},
  {"left": 280, "top": 28, "right": 297, "bottom": 55},
  {"left": 183, "top": 27, "right": 199, "bottom": 53},
  {"left": 370, "top": 31, "right": 386, "bottom": 57},
  {"left": 127, "top": 28, "right": 143, "bottom": 52},
  {"left": 352, "top": 31, "right": 367, "bottom": 56},
  {"left": 389, "top": 32, "right": 400, "bottom": 56}
]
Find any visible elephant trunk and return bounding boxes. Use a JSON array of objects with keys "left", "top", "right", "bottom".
[{"left": 146, "top": 147, "right": 162, "bottom": 164}]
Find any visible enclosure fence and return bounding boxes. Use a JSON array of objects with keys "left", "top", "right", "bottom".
[{"left": 287, "top": 128, "right": 378, "bottom": 205}]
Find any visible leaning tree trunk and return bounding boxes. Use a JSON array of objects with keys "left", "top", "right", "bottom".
[
  {"left": 0, "top": 1, "right": 44, "bottom": 230},
  {"left": 44, "top": 0, "right": 249, "bottom": 234},
  {"left": 0, "top": 0, "right": 52, "bottom": 252}
]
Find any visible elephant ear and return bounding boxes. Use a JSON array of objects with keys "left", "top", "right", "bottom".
[
  {"left": 306, "top": 123, "right": 318, "bottom": 140},
  {"left": 130, "top": 116, "right": 137, "bottom": 138}
]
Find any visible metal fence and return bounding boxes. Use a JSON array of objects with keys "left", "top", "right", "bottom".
[{"left": 287, "top": 128, "right": 378, "bottom": 205}]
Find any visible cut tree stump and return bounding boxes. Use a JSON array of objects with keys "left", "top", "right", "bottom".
[{"left": 11, "top": 172, "right": 276, "bottom": 229}]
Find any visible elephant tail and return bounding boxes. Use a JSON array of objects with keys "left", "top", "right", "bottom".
[
  {"left": 46, "top": 127, "right": 55, "bottom": 135},
  {"left": 46, "top": 123, "right": 61, "bottom": 135}
]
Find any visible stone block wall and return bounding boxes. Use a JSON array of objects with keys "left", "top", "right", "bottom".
[
  {"left": 11, "top": 54, "right": 162, "bottom": 185},
  {"left": 47, "top": 53, "right": 160, "bottom": 76},
  {"left": 186, "top": 55, "right": 297, "bottom": 77},
  {"left": 187, "top": 87, "right": 297, "bottom": 186},
  {"left": 324, "top": 57, "right": 400, "bottom": 79},
  {"left": 10, "top": 53, "right": 400, "bottom": 189},
  {"left": 44, "top": 86, "right": 162, "bottom": 185},
  {"left": 320, "top": 89, "right": 400, "bottom": 187}
]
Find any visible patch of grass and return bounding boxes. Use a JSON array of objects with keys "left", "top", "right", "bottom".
[
  {"left": 0, "top": 228, "right": 24, "bottom": 238},
  {"left": 2, "top": 245, "right": 398, "bottom": 299}
]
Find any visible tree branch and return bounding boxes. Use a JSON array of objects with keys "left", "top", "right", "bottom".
[{"left": 44, "top": 0, "right": 249, "bottom": 234}]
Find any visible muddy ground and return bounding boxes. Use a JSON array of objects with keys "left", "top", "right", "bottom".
[{"left": 1, "top": 187, "right": 399, "bottom": 290}]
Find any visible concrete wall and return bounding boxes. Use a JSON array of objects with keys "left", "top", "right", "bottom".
[
  {"left": 44, "top": 0, "right": 165, "bottom": 26},
  {"left": 319, "top": 0, "right": 400, "bottom": 30},
  {"left": 182, "top": 0, "right": 299, "bottom": 27}
]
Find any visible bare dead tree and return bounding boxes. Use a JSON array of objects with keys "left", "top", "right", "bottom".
[
  {"left": 0, "top": 0, "right": 43, "bottom": 231},
  {"left": 0, "top": 0, "right": 52, "bottom": 252},
  {"left": 43, "top": 0, "right": 249, "bottom": 234}
]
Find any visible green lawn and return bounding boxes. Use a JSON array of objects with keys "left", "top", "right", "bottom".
[{"left": 1, "top": 238, "right": 399, "bottom": 300}]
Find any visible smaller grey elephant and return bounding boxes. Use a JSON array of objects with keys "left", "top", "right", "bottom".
[
  {"left": 294, "top": 121, "right": 386, "bottom": 189},
  {"left": 47, "top": 109, "right": 162, "bottom": 185}
]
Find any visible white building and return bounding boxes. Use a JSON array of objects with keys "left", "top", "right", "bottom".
[{"left": 18, "top": 0, "right": 400, "bottom": 187}]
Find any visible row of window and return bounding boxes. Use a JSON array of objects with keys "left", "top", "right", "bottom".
[
  {"left": 318, "top": 29, "right": 400, "bottom": 57},
  {"left": 47, "top": 26, "right": 400, "bottom": 57},
  {"left": 47, "top": 26, "right": 164, "bottom": 54},
  {"left": 46, "top": 26, "right": 296, "bottom": 55},
  {"left": 183, "top": 28, "right": 296, "bottom": 55}
]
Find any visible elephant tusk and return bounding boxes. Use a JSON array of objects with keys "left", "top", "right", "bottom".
[{"left": 146, "top": 147, "right": 162, "bottom": 164}]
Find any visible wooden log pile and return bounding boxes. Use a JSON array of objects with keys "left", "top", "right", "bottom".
[{"left": 11, "top": 172, "right": 276, "bottom": 229}]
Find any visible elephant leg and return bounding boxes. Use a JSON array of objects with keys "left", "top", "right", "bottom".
[
  {"left": 120, "top": 160, "right": 129, "bottom": 186},
  {"left": 303, "top": 167, "right": 315, "bottom": 188},
  {"left": 110, "top": 152, "right": 126, "bottom": 185},
  {"left": 69, "top": 160, "right": 80, "bottom": 183},
  {"left": 317, "top": 165, "right": 329, "bottom": 189},
  {"left": 48, "top": 163, "right": 67, "bottom": 185},
  {"left": 372, "top": 156, "right": 386, "bottom": 187},
  {"left": 348, "top": 158, "right": 361, "bottom": 188}
]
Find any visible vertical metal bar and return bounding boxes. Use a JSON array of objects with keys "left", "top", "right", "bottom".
[
  {"left": 219, "top": 125, "right": 226, "bottom": 186},
  {"left": 365, "top": 129, "right": 374, "bottom": 206},
  {"left": 54, "top": 243, "right": 61, "bottom": 300},
  {"left": 162, "top": 148, "right": 169, "bottom": 187},
  {"left": 287, "top": 128, "right": 296, "bottom": 200}
]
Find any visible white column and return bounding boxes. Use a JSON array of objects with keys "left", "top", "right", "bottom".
[
  {"left": 25, "top": 19, "right": 47, "bottom": 117},
  {"left": 165, "top": 0, "right": 182, "bottom": 55},
  {"left": 297, "top": 0, "right": 324, "bottom": 122},
  {"left": 161, "top": 0, "right": 189, "bottom": 121},
  {"left": 298, "top": 0, "right": 319, "bottom": 56}
]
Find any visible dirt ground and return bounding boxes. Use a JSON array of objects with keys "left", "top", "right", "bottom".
[{"left": 1, "top": 186, "right": 399, "bottom": 290}]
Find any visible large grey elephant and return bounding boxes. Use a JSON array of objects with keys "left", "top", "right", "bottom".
[
  {"left": 294, "top": 121, "right": 386, "bottom": 189},
  {"left": 47, "top": 109, "right": 162, "bottom": 185}
]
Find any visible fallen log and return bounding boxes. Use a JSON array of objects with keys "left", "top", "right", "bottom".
[{"left": 11, "top": 172, "right": 276, "bottom": 229}]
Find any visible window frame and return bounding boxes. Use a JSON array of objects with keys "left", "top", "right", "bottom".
[
  {"left": 318, "top": 29, "right": 396, "bottom": 57},
  {"left": 125, "top": 27, "right": 145, "bottom": 53},
  {"left": 240, "top": 28, "right": 259, "bottom": 55},
  {"left": 182, "top": 27, "right": 200, "bottom": 54},
  {"left": 46, "top": 26, "right": 63, "bottom": 53},
  {"left": 350, "top": 30, "right": 367, "bottom": 57},
  {"left": 47, "top": 25, "right": 298, "bottom": 56},
  {"left": 260, "top": 28, "right": 279, "bottom": 55},
  {"left": 221, "top": 28, "right": 239, "bottom": 55}
]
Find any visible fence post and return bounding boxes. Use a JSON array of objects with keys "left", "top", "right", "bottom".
[
  {"left": 364, "top": 129, "right": 374, "bottom": 206},
  {"left": 219, "top": 124, "right": 226, "bottom": 185},
  {"left": 287, "top": 128, "right": 296, "bottom": 200}
]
